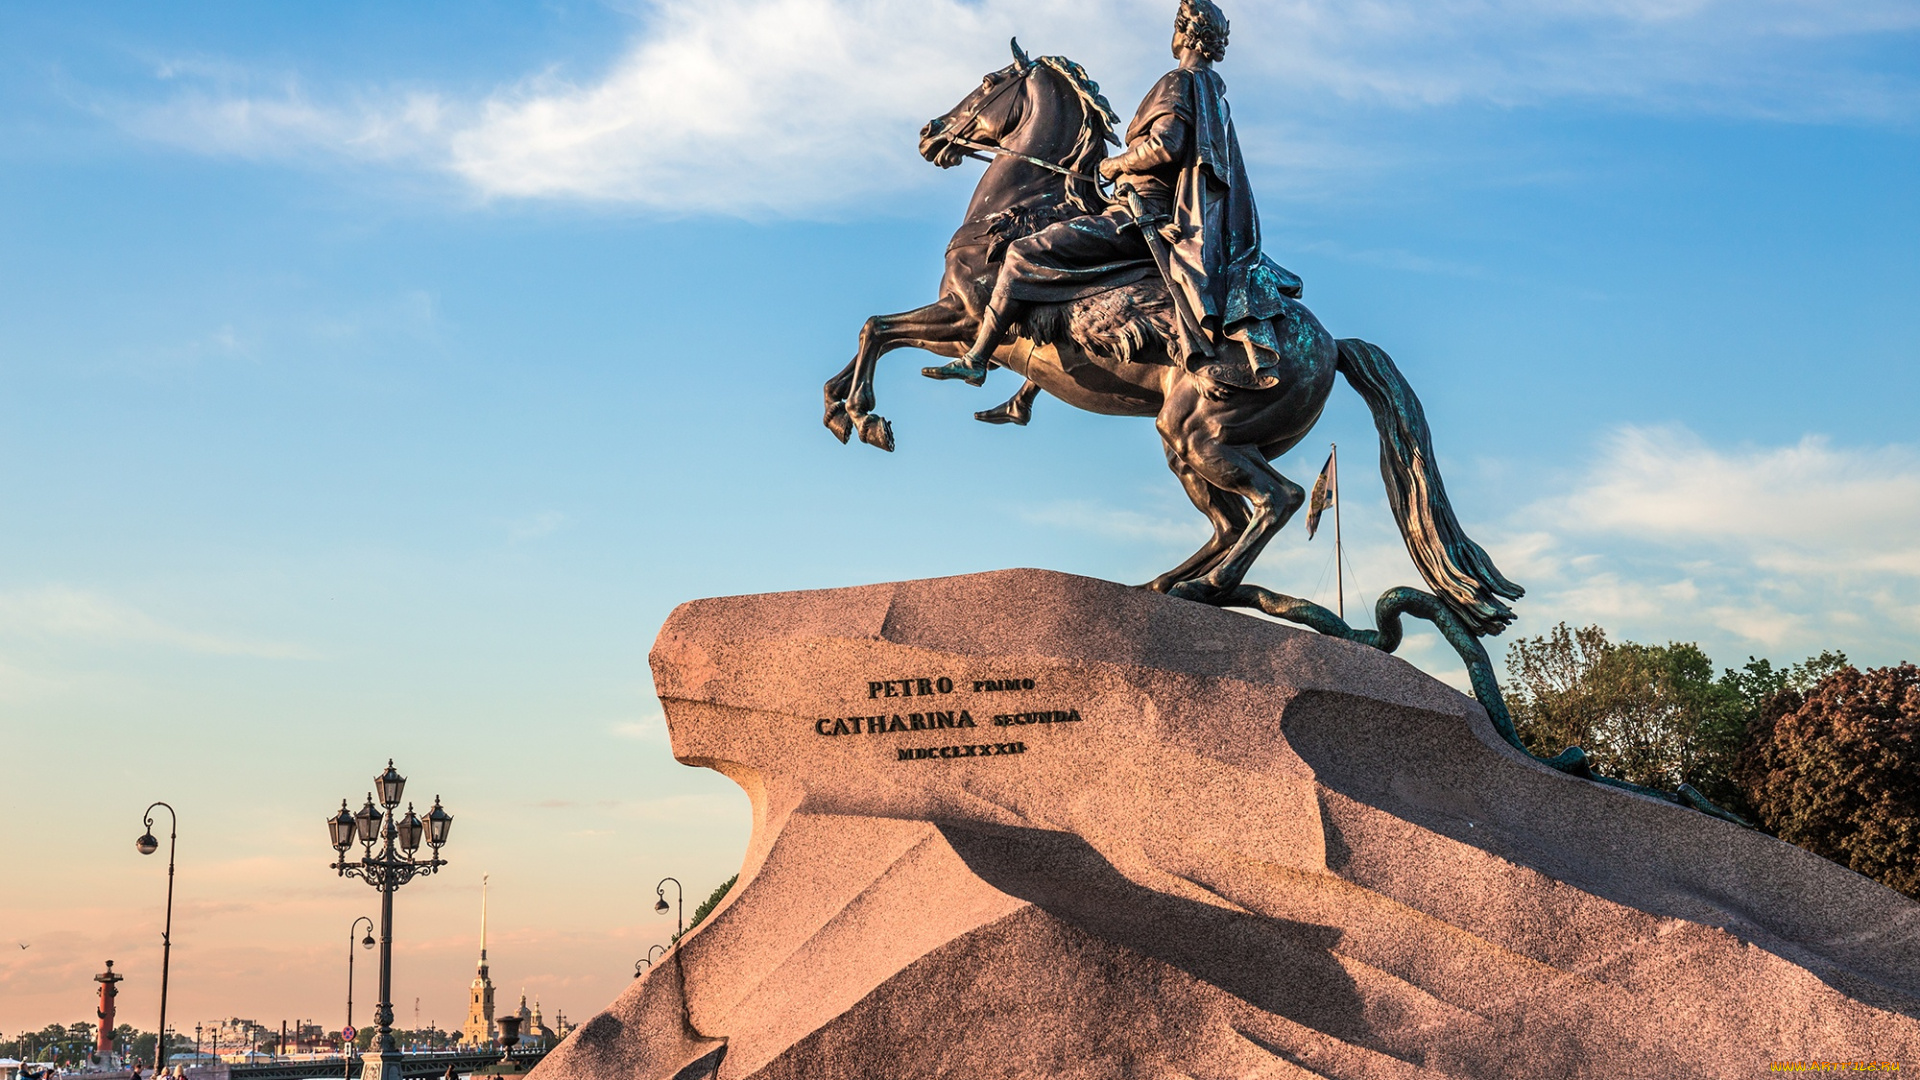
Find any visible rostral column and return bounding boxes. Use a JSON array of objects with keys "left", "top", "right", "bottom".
[{"left": 95, "top": 960, "right": 124, "bottom": 1059}]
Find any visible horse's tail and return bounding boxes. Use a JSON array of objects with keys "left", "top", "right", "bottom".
[{"left": 1335, "top": 338, "right": 1524, "bottom": 636}]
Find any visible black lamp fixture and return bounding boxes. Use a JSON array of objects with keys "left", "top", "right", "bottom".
[
  {"left": 396, "top": 806, "right": 424, "bottom": 854},
  {"left": 425, "top": 798, "right": 453, "bottom": 848},
  {"left": 354, "top": 794, "right": 383, "bottom": 845},
  {"left": 654, "top": 878, "right": 684, "bottom": 942},
  {"left": 134, "top": 802, "right": 178, "bottom": 1074},
  {"left": 327, "top": 761, "right": 451, "bottom": 1080},
  {"left": 376, "top": 760, "right": 406, "bottom": 808},
  {"left": 329, "top": 802, "right": 357, "bottom": 852}
]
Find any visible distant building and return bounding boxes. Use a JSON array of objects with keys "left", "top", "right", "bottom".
[
  {"left": 455, "top": 875, "right": 574, "bottom": 1050},
  {"left": 512, "top": 993, "right": 556, "bottom": 1047},
  {"left": 461, "top": 875, "right": 497, "bottom": 1046}
]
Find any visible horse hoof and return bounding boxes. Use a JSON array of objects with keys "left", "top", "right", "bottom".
[
  {"left": 1167, "top": 579, "right": 1223, "bottom": 604},
  {"left": 824, "top": 401, "right": 853, "bottom": 444},
  {"left": 857, "top": 413, "right": 895, "bottom": 452}
]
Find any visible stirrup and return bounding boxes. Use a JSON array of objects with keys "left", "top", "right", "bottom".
[{"left": 920, "top": 357, "right": 988, "bottom": 387}]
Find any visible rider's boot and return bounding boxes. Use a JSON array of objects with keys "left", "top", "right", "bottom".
[
  {"left": 923, "top": 300, "right": 1017, "bottom": 386},
  {"left": 975, "top": 380, "right": 1039, "bottom": 425}
]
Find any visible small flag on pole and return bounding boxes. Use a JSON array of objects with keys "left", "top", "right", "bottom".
[{"left": 1306, "top": 450, "right": 1336, "bottom": 539}]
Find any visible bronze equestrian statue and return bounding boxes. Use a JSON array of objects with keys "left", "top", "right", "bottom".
[
  {"left": 820, "top": 0, "right": 1756, "bottom": 825},
  {"left": 921, "top": 0, "right": 1300, "bottom": 398},
  {"left": 823, "top": 0, "right": 1521, "bottom": 637}
]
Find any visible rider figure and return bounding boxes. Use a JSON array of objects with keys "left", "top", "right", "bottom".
[{"left": 924, "top": 0, "right": 1301, "bottom": 393}]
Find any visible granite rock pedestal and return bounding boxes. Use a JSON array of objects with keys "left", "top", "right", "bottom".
[{"left": 532, "top": 569, "right": 1920, "bottom": 1080}]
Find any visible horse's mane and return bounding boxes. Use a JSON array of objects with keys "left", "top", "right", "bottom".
[{"left": 1033, "top": 54, "right": 1118, "bottom": 213}]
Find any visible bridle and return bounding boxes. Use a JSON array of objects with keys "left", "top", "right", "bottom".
[{"left": 927, "top": 65, "right": 1106, "bottom": 188}]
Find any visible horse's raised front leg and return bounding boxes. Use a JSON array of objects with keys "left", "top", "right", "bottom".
[
  {"left": 1154, "top": 378, "right": 1305, "bottom": 604},
  {"left": 826, "top": 295, "right": 974, "bottom": 451}
]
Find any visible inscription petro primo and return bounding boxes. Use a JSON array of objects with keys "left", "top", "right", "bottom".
[{"left": 867, "top": 675, "right": 1039, "bottom": 697}]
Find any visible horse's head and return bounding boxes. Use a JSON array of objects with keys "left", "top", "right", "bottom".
[{"left": 919, "top": 39, "right": 1035, "bottom": 168}]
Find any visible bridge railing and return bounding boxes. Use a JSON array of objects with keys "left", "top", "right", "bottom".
[{"left": 214, "top": 1045, "right": 548, "bottom": 1080}]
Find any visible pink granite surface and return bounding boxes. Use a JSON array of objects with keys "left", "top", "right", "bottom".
[{"left": 531, "top": 569, "right": 1920, "bottom": 1080}]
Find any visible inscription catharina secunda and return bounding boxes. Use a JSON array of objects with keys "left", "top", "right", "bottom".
[{"left": 819, "top": 676, "right": 1081, "bottom": 763}]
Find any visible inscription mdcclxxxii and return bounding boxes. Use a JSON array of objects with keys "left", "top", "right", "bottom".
[{"left": 898, "top": 742, "right": 1027, "bottom": 762}]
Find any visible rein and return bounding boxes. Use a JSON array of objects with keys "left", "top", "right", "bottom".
[{"left": 946, "top": 135, "right": 1104, "bottom": 186}]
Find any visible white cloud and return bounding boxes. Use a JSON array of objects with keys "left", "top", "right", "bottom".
[
  {"left": 1539, "top": 424, "right": 1920, "bottom": 576},
  {"left": 0, "top": 587, "right": 317, "bottom": 659},
  {"left": 104, "top": 0, "right": 1918, "bottom": 214},
  {"left": 1508, "top": 424, "right": 1920, "bottom": 659}
]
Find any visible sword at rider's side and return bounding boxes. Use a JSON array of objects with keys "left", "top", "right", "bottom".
[{"left": 1113, "top": 182, "right": 1215, "bottom": 359}]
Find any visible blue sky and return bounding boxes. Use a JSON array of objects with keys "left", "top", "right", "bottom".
[{"left": 3, "top": 0, "right": 1917, "bottom": 1038}]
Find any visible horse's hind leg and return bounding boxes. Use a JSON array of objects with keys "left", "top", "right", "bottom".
[
  {"left": 1145, "top": 444, "right": 1248, "bottom": 592},
  {"left": 1155, "top": 384, "right": 1305, "bottom": 603},
  {"left": 1170, "top": 444, "right": 1302, "bottom": 603}
]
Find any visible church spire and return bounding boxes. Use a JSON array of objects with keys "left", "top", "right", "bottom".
[{"left": 462, "top": 873, "right": 497, "bottom": 1046}]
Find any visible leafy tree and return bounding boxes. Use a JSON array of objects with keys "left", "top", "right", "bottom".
[
  {"left": 1735, "top": 662, "right": 1920, "bottom": 899},
  {"left": 1503, "top": 623, "right": 1746, "bottom": 798},
  {"left": 1720, "top": 651, "right": 1850, "bottom": 719}
]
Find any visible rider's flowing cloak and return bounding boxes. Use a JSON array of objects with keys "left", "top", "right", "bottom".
[{"left": 1136, "top": 68, "right": 1303, "bottom": 390}]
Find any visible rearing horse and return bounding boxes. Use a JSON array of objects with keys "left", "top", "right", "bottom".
[{"left": 822, "top": 41, "right": 1522, "bottom": 635}]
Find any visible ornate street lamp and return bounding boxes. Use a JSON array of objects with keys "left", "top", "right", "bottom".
[
  {"left": 327, "top": 760, "right": 451, "bottom": 1080},
  {"left": 648, "top": 944, "right": 667, "bottom": 963},
  {"left": 344, "top": 916, "right": 375, "bottom": 1078},
  {"left": 134, "top": 802, "right": 178, "bottom": 1073},
  {"left": 654, "top": 878, "right": 683, "bottom": 942}
]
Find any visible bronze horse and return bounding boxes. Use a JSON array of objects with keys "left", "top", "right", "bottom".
[{"left": 822, "top": 42, "right": 1521, "bottom": 636}]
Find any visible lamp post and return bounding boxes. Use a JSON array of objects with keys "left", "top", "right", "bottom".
[
  {"left": 344, "top": 916, "right": 374, "bottom": 1079},
  {"left": 326, "top": 760, "right": 453, "bottom": 1080},
  {"left": 134, "top": 802, "right": 177, "bottom": 1074},
  {"left": 654, "top": 878, "right": 683, "bottom": 942}
]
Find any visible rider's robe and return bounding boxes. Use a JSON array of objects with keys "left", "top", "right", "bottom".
[
  {"left": 1146, "top": 67, "right": 1303, "bottom": 390},
  {"left": 992, "top": 66, "right": 1302, "bottom": 390}
]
